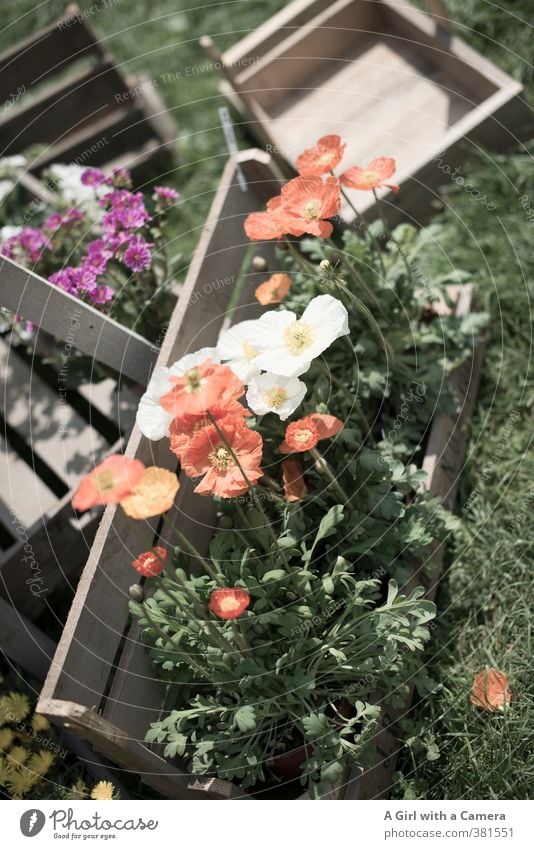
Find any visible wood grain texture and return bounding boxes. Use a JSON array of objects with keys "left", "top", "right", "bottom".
[{"left": 0, "top": 257, "right": 158, "bottom": 385}]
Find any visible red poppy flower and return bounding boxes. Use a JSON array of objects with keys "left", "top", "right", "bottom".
[
  {"left": 282, "top": 459, "right": 308, "bottom": 502},
  {"left": 209, "top": 588, "right": 250, "bottom": 619},
  {"left": 470, "top": 669, "right": 511, "bottom": 712},
  {"left": 181, "top": 415, "right": 263, "bottom": 498},
  {"left": 277, "top": 175, "right": 340, "bottom": 238},
  {"left": 279, "top": 413, "right": 344, "bottom": 454},
  {"left": 296, "top": 135, "right": 346, "bottom": 177},
  {"left": 340, "top": 157, "right": 399, "bottom": 192},
  {"left": 72, "top": 455, "right": 145, "bottom": 511},
  {"left": 159, "top": 359, "right": 245, "bottom": 419},
  {"left": 132, "top": 547, "right": 167, "bottom": 578}
]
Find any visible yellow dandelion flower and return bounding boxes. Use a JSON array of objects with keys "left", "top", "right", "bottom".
[
  {"left": 0, "top": 756, "right": 14, "bottom": 786},
  {"left": 1, "top": 692, "right": 30, "bottom": 722},
  {"left": 91, "top": 780, "right": 116, "bottom": 800},
  {"left": 9, "top": 745, "right": 29, "bottom": 767},
  {"left": 31, "top": 714, "right": 50, "bottom": 732},
  {"left": 5, "top": 767, "right": 39, "bottom": 799},
  {"left": 27, "top": 749, "right": 55, "bottom": 777},
  {"left": 0, "top": 728, "right": 15, "bottom": 750}
]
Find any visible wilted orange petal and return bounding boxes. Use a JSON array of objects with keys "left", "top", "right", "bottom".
[
  {"left": 255, "top": 273, "right": 292, "bottom": 306},
  {"left": 282, "top": 459, "right": 308, "bottom": 502},
  {"left": 121, "top": 466, "right": 180, "bottom": 519},
  {"left": 470, "top": 669, "right": 511, "bottom": 712}
]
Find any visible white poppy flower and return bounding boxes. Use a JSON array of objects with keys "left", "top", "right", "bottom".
[
  {"left": 136, "top": 347, "right": 219, "bottom": 440},
  {"left": 246, "top": 294, "right": 349, "bottom": 378},
  {"left": 218, "top": 319, "right": 262, "bottom": 383},
  {"left": 246, "top": 373, "right": 307, "bottom": 420}
]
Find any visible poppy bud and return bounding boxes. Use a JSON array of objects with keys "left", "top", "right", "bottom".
[
  {"left": 128, "top": 584, "right": 145, "bottom": 602},
  {"left": 251, "top": 255, "right": 268, "bottom": 271}
]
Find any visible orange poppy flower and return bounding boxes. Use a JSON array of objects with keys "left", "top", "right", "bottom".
[
  {"left": 244, "top": 196, "right": 286, "bottom": 241},
  {"left": 255, "top": 273, "right": 292, "bottom": 306},
  {"left": 169, "top": 398, "right": 251, "bottom": 462},
  {"left": 470, "top": 669, "right": 511, "bottom": 712},
  {"left": 72, "top": 454, "right": 145, "bottom": 511},
  {"left": 208, "top": 587, "right": 250, "bottom": 620},
  {"left": 340, "top": 157, "right": 399, "bottom": 192},
  {"left": 121, "top": 466, "right": 180, "bottom": 519},
  {"left": 296, "top": 134, "right": 346, "bottom": 177},
  {"left": 277, "top": 175, "right": 340, "bottom": 238},
  {"left": 279, "top": 413, "right": 344, "bottom": 453},
  {"left": 282, "top": 459, "right": 308, "bottom": 502},
  {"left": 132, "top": 546, "right": 167, "bottom": 577},
  {"left": 181, "top": 415, "right": 263, "bottom": 498},
  {"left": 159, "top": 359, "right": 245, "bottom": 419}
]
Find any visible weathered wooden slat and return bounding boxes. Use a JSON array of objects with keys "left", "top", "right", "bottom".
[
  {"left": 0, "top": 338, "right": 109, "bottom": 485},
  {"left": 0, "top": 596, "right": 56, "bottom": 680},
  {"left": 0, "top": 62, "right": 128, "bottom": 156},
  {"left": 0, "top": 9, "right": 103, "bottom": 103},
  {"left": 0, "top": 435, "right": 57, "bottom": 534},
  {"left": 0, "top": 257, "right": 158, "bottom": 385}
]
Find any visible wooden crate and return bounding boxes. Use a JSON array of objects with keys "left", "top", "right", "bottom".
[
  {"left": 0, "top": 3, "right": 176, "bottom": 179},
  {"left": 203, "top": 0, "right": 532, "bottom": 224},
  {"left": 37, "top": 150, "right": 484, "bottom": 799}
]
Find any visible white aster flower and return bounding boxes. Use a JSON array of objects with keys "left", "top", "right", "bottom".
[
  {"left": 136, "top": 347, "right": 219, "bottom": 440},
  {"left": 246, "top": 373, "right": 307, "bottom": 420},
  {"left": 218, "top": 319, "right": 262, "bottom": 383},
  {"left": 246, "top": 294, "right": 349, "bottom": 378}
]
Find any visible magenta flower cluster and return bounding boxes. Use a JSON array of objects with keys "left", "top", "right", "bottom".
[{"left": 1, "top": 166, "right": 179, "bottom": 308}]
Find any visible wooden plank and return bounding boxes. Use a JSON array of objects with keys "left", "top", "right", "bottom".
[
  {"left": 0, "top": 10, "right": 103, "bottom": 103},
  {"left": 37, "top": 699, "right": 229, "bottom": 800},
  {"left": 0, "top": 435, "right": 57, "bottom": 533},
  {"left": 0, "top": 62, "right": 128, "bottom": 156},
  {"left": 0, "top": 338, "right": 109, "bottom": 487},
  {"left": 0, "top": 596, "right": 56, "bottom": 680},
  {"left": 0, "top": 257, "right": 158, "bottom": 386}
]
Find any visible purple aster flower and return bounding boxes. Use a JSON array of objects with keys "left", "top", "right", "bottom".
[
  {"left": 18, "top": 228, "right": 52, "bottom": 262},
  {"left": 76, "top": 263, "right": 98, "bottom": 294},
  {"left": 123, "top": 237, "right": 152, "bottom": 272},
  {"left": 49, "top": 267, "right": 80, "bottom": 295},
  {"left": 153, "top": 185, "right": 179, "bottom": 202},
  {"left": 81, "top": 167, "right": 110, "bottom": 187},
  {"left": 91, "top": 285, "right": 115, "bottom": 304},
  {"left": 111, "top": 166, "right": 132, "bottom": 188}
]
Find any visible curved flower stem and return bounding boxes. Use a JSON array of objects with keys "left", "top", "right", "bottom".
[
  {"left": 284, "top": 238, "right": 315, "bottom": 274},
  {"left": 316, "top": 360, "right": 374, "bottom": 443},
  {"left": 206, "top": 413, "right": 290, "bottom": 567},
  {"left": 309, "top": 446, "right": 352, "bottom": 508},
  {"left": 163, "top": 519, "right": 222, "bottom": 584},
  {"left": 336, "top": 280, "right": 395, "bottom": 371},
  {"left": 338, "top": 183, "right": 386, "bottom": 279}
]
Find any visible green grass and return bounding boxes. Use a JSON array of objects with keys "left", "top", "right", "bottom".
[{"left": 0, "top": 0, "right": 532, "bottom": 799}]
